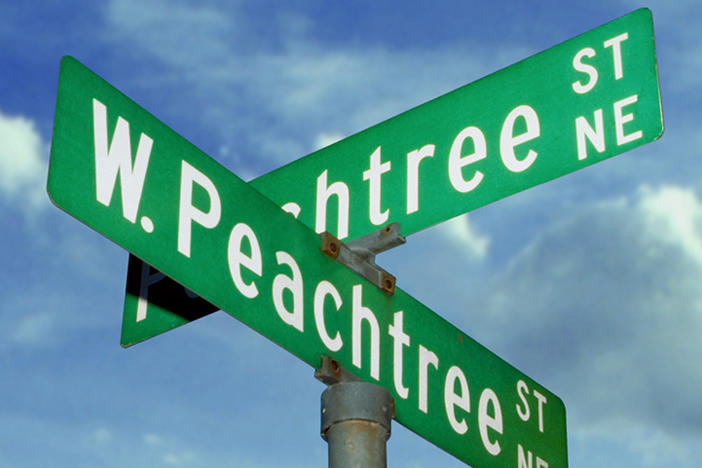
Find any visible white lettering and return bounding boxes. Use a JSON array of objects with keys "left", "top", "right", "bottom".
[
  {"left": 314, "top": 281, "right": 343, "bottom": 352},
  {"left": 516, "top": 380, "right": 548, "bottom": 433},
  {"left": 281, "top": 202, "right": 301, "bottom": 218},
  {"left": 352, "top": 284, "right": 380, "bottom": 380},
  {"left": 533, "top": 389, "right": 547, "bottom": 433},
  {"left": 227, "top": 223, "right": 262, "bottom": 299},
  {"left": 478, "top": 388, "right": 503, "bottom": 456},
  {"left": 571, "top": 48, "right": 598, "bottom": 94},
  {"left": 518, "top": 444, "right": 533, "bottom": 468},
  {"left": 418, "top": 345, "right": 439, "bottom": 413},
  {"left": 613, "top": 94, "right": 643, "bottom": 145},
  {"left": 315, "top": 170, "right": 350, "bottom": 239},
  {"left": 272, "top": 251, "right": 304, "bottom": 332},
  {"left": 575, "top": 108, "right": 605, "bottom": 160},
  {"left": 406, "top": 144, "right": 435, "bottom": 214},
  {"left": 177, "top": 161, "right": 221, "bottom": 257},
  {"left": 516, "top": 379, "right": 530, "bottom": 422},
  {"left": 604, "top": 32, "right": 629, "bottom": 80},
  {"left": 518, "top": 445, "right": 548, "bottom": 468},
  {"left": 92, "top": 98, "right": 153, "bottom": 223},
  {"left": 444, "top": 365, "right": 470, "bottom": 435},
  {"left": 362, "top": 146, "right": 391, "bottom": 225},
  {"left": 500, "top": 105, "right": 540, "bottom": 173},
  {"left": 136, "top": 261, "right": 165, "bottom": 322},
  {"left": 388, "top": 311, "right": 410, "bottom": 399},
  {"left": 448, "top": 126, "right": 486, "bottom": 193}
]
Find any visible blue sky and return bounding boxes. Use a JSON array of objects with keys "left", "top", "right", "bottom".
[{"left": 1, "top": 1, "right": 701, "bottom": 467}]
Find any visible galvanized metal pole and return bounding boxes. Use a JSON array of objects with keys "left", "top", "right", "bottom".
[
  {"left": 316, "top": 224, "right": 402, "bottom": 467},
  {"left": 321, "top": 381, "right": 393, "bottom": 468}
]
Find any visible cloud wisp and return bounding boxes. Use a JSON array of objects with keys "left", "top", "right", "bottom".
[
  {"left": 0, "top": 110, "right": 47, "bottom": 211},
  {"left": 464, "top": 184, "right": 702, "bottom": 466},
  {"left": 102, "top": 0, "right": 531, "bottom": 175},
  {"left": 437, "top": 214, "right": 491, "bottom": 260}
]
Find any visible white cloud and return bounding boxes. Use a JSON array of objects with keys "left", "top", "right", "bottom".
[
  {"left": 628, "top": 427, "right": 694, "bottom": 468},
  {"left": 437, "top": 214, "right": 490, "bottom": 259},
  {"left": 143, "top": 432, "right": 163, "bottom": 446},
  {"left": 1, "top": 280, "right": 123, "bottom": 351},
  {"left": 92, "top": 427, "right": 113, "bottom": 444},
  {"left": 236, "top": 43, "right": 529, "bottom": 155},
  {"left": 614, "top": 0, "right": 702, "bottom": 91},
  {"left": 575, "top": 421, "right": 698, "bottom": 468},
  {"left": 313, "top": 133, "right": 345, "bottom": 151},
  {"left": 467, "top": 184, "right": 702, "bottom": 449},
  {"left": 0, "top": 110, "right": 47, "bottom": 210},
  {"left": 106, "top": 0, "right": 231, "bottom": 67},
  {"left": 103, "top": 0, "right": 531, "bottom": 168},
  {"left": 10, "top": 312, "right": 57, "bottom": 346},
  {"left": 637, "top": 185, "right": 702, "bottom": 263},
  {"left": 163, "top": 451, "right": 198, "bottom": 467},
  {"left": 137, "top": 431, "right": 199, "bottom": 466}
]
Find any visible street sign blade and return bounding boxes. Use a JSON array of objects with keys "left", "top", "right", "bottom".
[
  {"left": 121, "top": 255, "right": 217, "bottom": 347},
  {"left": 122, "top": 7, "right": 663, "bottom": 345},
  {"left": 251, "top": 7, "right": 662, "bottom": 240},
  {"left": 49, "top": 55, "right": 568, "bottom": 467}
]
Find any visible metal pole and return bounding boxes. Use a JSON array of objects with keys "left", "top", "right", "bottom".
[
  {"left": 316, "top": 224, "right": 403, "bottom": 468},
  {"left": 321, "top": 381, "right": 394, "bottom": 468}
]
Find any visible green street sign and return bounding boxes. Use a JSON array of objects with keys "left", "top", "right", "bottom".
[
  {"left": 124, "top": 7, "right": 663, "bottom": 344},
  {"left": 125, "top": 254, "right": 217, "bottom": 339},
  {"left": 254, "top": 8, "right": 661, "bottom": 240},
  {"left": 49, "top": 55, "right": 568, "bottom": 468}
]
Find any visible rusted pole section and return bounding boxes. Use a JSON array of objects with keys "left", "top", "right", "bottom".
[{"left": 317, "top": 357, "right": 394, "bottom": 468}]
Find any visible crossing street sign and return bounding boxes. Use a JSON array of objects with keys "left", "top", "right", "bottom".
[
  {"left": 123, "top": 7, "right": 663, "bottom": 345},
  {"left": 251, "top": 9, "right": 662, "bottom": 240},
  {"left": 49, "top": 55, "right": 568, "bottom": 468}
]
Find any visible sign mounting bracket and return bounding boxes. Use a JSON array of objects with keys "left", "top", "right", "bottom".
[{"left": 321, "top": 222, "right": 405, "bottom": 295}]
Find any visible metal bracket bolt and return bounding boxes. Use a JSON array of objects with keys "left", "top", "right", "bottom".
[{"left": 321, "top": 222, "right": 405, "bottom": 295}]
